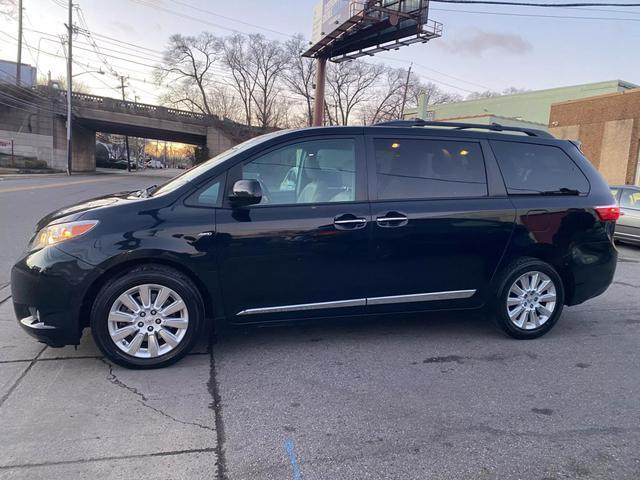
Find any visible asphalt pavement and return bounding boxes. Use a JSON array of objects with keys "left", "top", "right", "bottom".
[{"left": 0, "top": 172, "right": 638, "bottom": 479}]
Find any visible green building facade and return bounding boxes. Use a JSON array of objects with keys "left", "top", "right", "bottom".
[{"left": 405, "top": 80, "right": 637, "bottom": 127}]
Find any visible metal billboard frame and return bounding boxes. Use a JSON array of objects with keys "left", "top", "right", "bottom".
[
  {"left": 303, "top": 0, "right": 443, "bottom": 126},
  {"left": 303, "top": 0, "right": 442, "bottom": 62}
]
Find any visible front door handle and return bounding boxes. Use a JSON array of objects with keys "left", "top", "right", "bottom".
[
  {"left": 376, "top": 212, "right": 409, "bottom": 228},
  {"left": 334, "top": 214, "right": 368, "bottom": 230}
]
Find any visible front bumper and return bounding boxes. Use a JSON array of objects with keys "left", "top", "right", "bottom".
[{"left": 11, "top": 246, "right": 103, "bottom": 347}]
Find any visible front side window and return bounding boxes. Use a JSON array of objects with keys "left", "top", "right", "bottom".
[
  {"left": 231, "top": 138, "right": 358, "bottom": 205},
  {"left": 373, "top": 138, "right": 487, "bottom": 200},
  {"left": 491, "top": 141, "right": 590, "bottom": 195},
  {"left": 185, "top": 175, "right": 223, "bottom": 207}
]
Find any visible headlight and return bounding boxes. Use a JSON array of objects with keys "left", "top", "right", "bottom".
[{"left": 32, "top": 220, "right": 99, "bottom": 250}]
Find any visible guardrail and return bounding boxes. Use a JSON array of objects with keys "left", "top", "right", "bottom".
[{"left": 57, "top": 91, "right": 216, "bottom": 124}]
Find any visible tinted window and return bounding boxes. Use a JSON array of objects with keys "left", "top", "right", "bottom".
[
  {"left": 231, "top": 138, "right": 358, "bottom": 205},
  {"left": 620, "top": 189, "right": 640, "bottom": 209},
  {"left": 491, "top": 141, "right": 589, "bottom": 194},
  {"left": 373, "top": 138, "right": 487, "bottom": 200},
  {"left": 151, "top": 133, "right": 283, "bottom": 197},
  {"left": 185, "top": 176, "right": 223, "bottom": 207}
]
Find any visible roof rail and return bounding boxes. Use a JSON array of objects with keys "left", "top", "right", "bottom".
[{"left": 373, "top": 119, "right": 553, "bottom": 138}]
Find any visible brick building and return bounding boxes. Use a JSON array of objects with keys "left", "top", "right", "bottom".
[{"left": 549, "top": 88, "right": 640, "bottom": 186}]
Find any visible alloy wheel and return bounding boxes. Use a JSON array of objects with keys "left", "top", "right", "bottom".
[
  {"left": 107, "top": 283, "right": 189, "bottom": 358},
  {"left": 506, "top": 271, "right": 557, "bottom": 331}
]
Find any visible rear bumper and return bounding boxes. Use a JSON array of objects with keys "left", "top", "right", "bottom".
[
  {"left": 566, "top": 240, "right": 618, "bottom": 306},
  {"left": 11, "top": 246, "right": 103, "bottom": 347}
]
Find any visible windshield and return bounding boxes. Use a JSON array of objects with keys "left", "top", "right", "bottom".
[{"left": 151, "top": 131, "right": 286, "bottom": 197}]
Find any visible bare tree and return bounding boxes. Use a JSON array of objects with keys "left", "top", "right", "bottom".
[
  {"left": 158, "top": 80, "right": 207, "bottom": 114},
  {"left": 155, "top": 33, "right": 221, "bottom": 115},
  {"left": 417, "top": 82, "right": 463, "bottom": 106},
  {"left": 0, "top": 0, "right": 17, "bottom": 19},
  {"left": 360, "top": 67, "right": 426, "bottom": 124},
  {"left": 222, "top": 34, "right": 258, "bottom": 127},
  {"left": 325, "top": 60, "right": 385, "bottom": 125},
  {"left": 209, "top": 84, "right": 243, "bottom": 122},
  {"left": 282, "top": 35, "right": 316, "bottom": 127},
  {"left": 466, "top": 87, "right": 528, "bottom": 100},
  {"left": 248, "top": 34, "right": 288, "bottom": 129}
]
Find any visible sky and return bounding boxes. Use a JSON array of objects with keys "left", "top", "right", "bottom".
[{"left": 1, "top": 0, "right": 639, "bottom": 105}]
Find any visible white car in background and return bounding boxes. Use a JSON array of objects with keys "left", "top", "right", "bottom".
[{"left": 145, "top": 159, "right": 165, "bottom": 169}]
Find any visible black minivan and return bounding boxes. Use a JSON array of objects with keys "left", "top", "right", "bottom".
[{"left": 12, "top": 121, "right": 620, "bottom": 368}]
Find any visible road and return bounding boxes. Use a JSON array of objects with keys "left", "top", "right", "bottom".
[{"left": 0, "top": 173, "right": 639, "bottom": 479}]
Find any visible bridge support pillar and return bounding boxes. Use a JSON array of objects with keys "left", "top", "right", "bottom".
[
  {"left": 206, "top": 127, "right": 234, "bottom": 158},
  {"left": 71, "top": 124, "right": 96, "bottom": 172}
]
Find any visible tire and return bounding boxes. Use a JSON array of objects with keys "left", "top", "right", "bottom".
[
  {"left": 91, "top": 264, "right": 204, "bottom": 369},
  {"left": 493, "top": 257, "right": 565, "bottom": 339}
]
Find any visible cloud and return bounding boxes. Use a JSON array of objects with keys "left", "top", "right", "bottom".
[
  {"left": 439, "top": 29, "right": 533, "bottom": 56},
  {"left": 108, "top": 20, "right": 135, "bottom": 34}
]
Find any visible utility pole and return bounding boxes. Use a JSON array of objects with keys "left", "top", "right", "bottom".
[
  {"left": 65, "top": 0, "right": 73, "bottom": 175},
  {"left": 312, "top": 57, "right": 327, "bottom": 127},
  {"left": 400, "top": 63, "right": 413, "bottom": 120},
  {"left": 16, "top": 0, "right": 23, "bottom": 86},
  {"left": 119, "top": 76, "right": 132, "bottom": 172}
]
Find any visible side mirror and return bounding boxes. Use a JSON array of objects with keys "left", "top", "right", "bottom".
[{"left": 229, "top": 179, "right": 262, "bottom": 207}]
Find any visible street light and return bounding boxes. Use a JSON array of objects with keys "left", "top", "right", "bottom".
[{"left": 72, "top": 69, "right": 105, "bottom": 78}]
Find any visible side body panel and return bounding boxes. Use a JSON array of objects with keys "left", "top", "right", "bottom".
[{"left": 365, "top": 135, "right": 516, "bottom": 312}]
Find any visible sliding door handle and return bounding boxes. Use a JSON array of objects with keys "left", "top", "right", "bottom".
[
  {"left": 334, "top": 214, "right": 368, "bottom": 230},
  {"left": 376, "top": 212, "right": 409, "bottom": 228}
]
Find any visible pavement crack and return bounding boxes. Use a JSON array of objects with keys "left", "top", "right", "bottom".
[
  {"left": 613, "top": 280, "right": 638, "bottom": 289},
  {"left": 100, "top": 358, "right": 148, "bottom": 401},
  {"left": 208, "top": 337, "right": 228, "bottom": 480},
  {"left": 0, "top": 447, "right": 218, "bottom": 470},
  {"left": 0, "top": 293, "right": 12, "bottom": 306},
  {"left": 100, "top": 358, "right": 216, "bottom": 433},
  {"left": 0, "top": 344, "right": 47, "bottom": 409}
]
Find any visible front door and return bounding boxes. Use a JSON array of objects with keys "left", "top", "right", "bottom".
[
  {"left": 215, "top": 135, "right": 371, "bottom": 323},
  {"left": 366, "top": 135, "right": 515, "bottom": 313}
]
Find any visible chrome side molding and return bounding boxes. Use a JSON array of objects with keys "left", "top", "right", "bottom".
[
  {"left": 236, "top": 289, "right": 477, "bottom": 316},
  {"left": 367, "top": 290, "right": 476, "bottom": 305},
  {"left": 237, "top": 298, "right": 367, "bottom": 316}
]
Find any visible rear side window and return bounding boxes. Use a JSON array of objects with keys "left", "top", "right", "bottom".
[
  {"left": 373, "top": 138, "right": 487, "bottom": 200},
  {"left": 491, "top": 141, "right": 589, "bottom": 195}
]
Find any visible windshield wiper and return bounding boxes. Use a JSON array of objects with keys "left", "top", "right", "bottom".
[
  {"left": 136, "top": 185, "right": 158, "bottom": 198},
  {"left": 540, "top": 188, "right": 581, "bottom": 196}
]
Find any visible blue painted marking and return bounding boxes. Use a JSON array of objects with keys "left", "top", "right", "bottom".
[{"left": 286, "top": 438, "right": 302, "bottom": 480}]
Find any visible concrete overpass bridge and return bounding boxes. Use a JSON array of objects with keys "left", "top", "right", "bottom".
[{"left": 0, "top": 85, "right": 252, "bottom": 172}]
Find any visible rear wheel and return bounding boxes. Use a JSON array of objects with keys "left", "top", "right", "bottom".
[
  {"left": 493, "top": 258, "right": 564, "bottom": 339},
  {"left": 91, "top": 265, "right": 204, "bottom": 369}
]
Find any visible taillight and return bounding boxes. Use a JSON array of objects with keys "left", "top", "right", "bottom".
[{"left": 595, "top": 205, "right": 620, "bottom": 222}]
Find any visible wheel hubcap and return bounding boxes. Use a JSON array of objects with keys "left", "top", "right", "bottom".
[
  {"left": 506, "top": 271, "right": 557, "bottom": 331},
  {"left": 107, "top": 284, "right": 189, "bottom": 359}
]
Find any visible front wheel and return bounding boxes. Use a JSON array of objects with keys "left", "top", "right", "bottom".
[
  {"left": 91, "top": 264, "right": 204, "bottom": 369},
  {"left": 493, "top": 258, "right": 565, "bottom": 339}
]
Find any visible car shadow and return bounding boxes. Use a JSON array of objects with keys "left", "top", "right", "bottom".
[{"left": 214, "top": 309, "right": 505, "bottom": 353}]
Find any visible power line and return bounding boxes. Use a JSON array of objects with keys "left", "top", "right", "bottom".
[
  {"left": 430, "top": 1, "right": 640, "bottom": 6},
  {"left": 431, "top": 6, "right": 640, "bottom": 20},
  {"left": 168, "top": 0, "right": 300, "bottom": 40}
]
